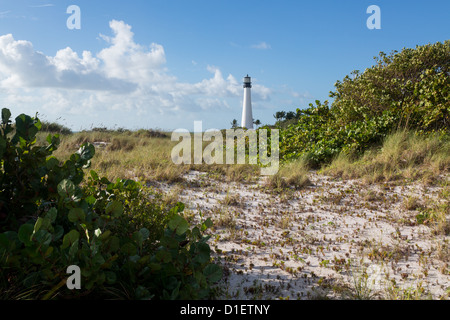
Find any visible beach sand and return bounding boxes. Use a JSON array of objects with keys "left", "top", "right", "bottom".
[{"left": 153, "top": 170, "right": 450, "bottom": 300}]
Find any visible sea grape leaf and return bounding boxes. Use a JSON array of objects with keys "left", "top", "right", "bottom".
[
  {"left": 62, "top": 230, "right": 80, "bottom": 249},
  {"left": 57, "top": 179, "right": 76, "bottom": 198},
  {"left": 203, "top": 264, "right": 222, "bottom": 283},
  {"left": 18, "top": 223, "right": 34, "bottom": 247},
  {"left": 168, "top": 214, "right": 189, "bottom": 236},
  {"left": 105, "top": 201, "right": 123, "bottom": 218},
  {"left": 68, "top": 208, "right": 86, "bottom": 223}
]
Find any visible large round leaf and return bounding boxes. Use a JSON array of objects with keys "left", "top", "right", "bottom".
[
  {"left": 105, "top": 201, "right": 123, "bottom": 218},
  {"left": 57, "top": 179, "right": 76, "bottom": 198},
  {"left": 18, "top": 223, "right": 34, "bottom": 247},
  {"left": 203, "top": 264, "right": 222, "bottom": 283},
  {"left": 62, "top": 230, "right": 80, "bottom": 249},
  {"left": 68, "top": 208, "right": 86, "bottom": 223},
  {"left": 168, "top": 214, "right": 189, "bottom": 236}
]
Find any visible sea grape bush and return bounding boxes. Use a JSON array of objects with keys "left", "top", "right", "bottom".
[
  {"left": 278, "top": 100, "right": 396, "bottom": 166},
  {"left": 330, "top": 41, "right": 449, "bottom": 132},
  {"left": 0, "top": 108, "right": 221, "bottom": 299},
  {"left": 279, "top": 41, "right": 450, "bottom": 165}
]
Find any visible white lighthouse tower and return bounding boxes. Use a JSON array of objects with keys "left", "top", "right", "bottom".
[{"left": 241, "top": 75, "right": 253, "bottom": 129}]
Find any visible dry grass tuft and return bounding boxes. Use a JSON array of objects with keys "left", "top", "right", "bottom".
[
  {"left": 220, "top": 191, "right": 244, "bottom": 208},
  {"left": 402, "top": 196, "right": 424, "bottom": 211},
  {"left": 323, "top": 130, "right": 450, "bottom": 185},
  {"left": 265, "top": 158, "right": 311, "bottom": 190}
]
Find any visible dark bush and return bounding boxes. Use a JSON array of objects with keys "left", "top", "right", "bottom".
[
  {"left": 0, "top": 108, "right": 221, "bottom": 300},
  {"left": 41, "top": 121, "right": 72, "bottom": 135}
]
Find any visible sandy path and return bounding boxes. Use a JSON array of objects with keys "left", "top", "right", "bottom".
[{"left": 153, "top": 170, "right": 449, "bottom": 300}]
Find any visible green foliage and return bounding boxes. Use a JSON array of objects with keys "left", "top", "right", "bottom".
[
  {"left": 280, "top": 100, "right": 387, "bottom": 166},
  {"left": 280, "top": 41, "right": 450, "bottom": 165},
  {"left": 330, "top": 41, "right": 449, "bottom": 132},
  {"left": 0, "top": 108, "right": 221, "bottom": 299},
  {"left": 40, "top": 121, "right": 72, "bottom": 135},
  {"left": 1, "top": 110, "right": 64, "bottom": 230}
]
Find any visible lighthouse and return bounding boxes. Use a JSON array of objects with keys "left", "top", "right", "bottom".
[{"left": 241, "top": 75, "right": 253, "bottom": 129}]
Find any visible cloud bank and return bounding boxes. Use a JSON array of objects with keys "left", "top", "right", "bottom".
[{"left": 0, "top": 20, "right": 281, "bottom": 129}]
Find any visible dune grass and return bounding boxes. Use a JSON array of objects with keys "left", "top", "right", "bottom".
[
  {"left": 38, "top": 130, "right": 187, "bottom": 183},
  {"left": 38, "top": 129, "right": 448, "bottom": 189},
  {"left": 322, "top": 130, "right": 450, "bottom": 185},
  {"left": 38, "top": 129, "right": 261, "bottom": 184},
  {"left": 265, "top": 156, "right": 311, "bottom": 190}
]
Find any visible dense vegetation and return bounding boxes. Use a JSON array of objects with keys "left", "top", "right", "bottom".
[
  {"left": 275, "top": 41, "right": 449, "bottom": 166},
  {"left": 40, "top": 121, "right": 73, "bottom": 135},
  {"left": 0, "top": 109, "right": 221, "bottom": 299}
]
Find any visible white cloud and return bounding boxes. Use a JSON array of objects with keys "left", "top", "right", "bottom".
[
  {"left": 98, "top": 20, "right": 167, "bottom": 83},
  {"left": 175, "top": 66, "right": 240, "bottom": 98},
  {"left": 251, "top": 41, "right": 271, "bottom": 50},
  {"left": 253, "top": 84, "right": 272, "bottom": 101},
  {"left": 0, "top": 33, "right": 136, "bottom": 92},
  {"left": 52, "top": 47, "right": 99, "bottom": 73},
  {"left": 0, "top": 20, "right": 274, "bottom": 129}
]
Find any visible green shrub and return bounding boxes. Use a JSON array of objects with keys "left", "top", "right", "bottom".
[
  {"left": 279, "top": 41, "right": 450, "bottom": 165},
  {"left": 0, "top": 108, "right": 221, "bottom": 300},
  {"left": 40, "top": 121, "right": 72, "bottom": 135},
  {"left": 330, "top": 41, "right": 450, "bottom": 132}
]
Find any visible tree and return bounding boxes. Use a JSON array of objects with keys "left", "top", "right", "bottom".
[
  {"left": 285, "top": 111, "right": 296, "bottom": 120},
  {"left": 273, "top": 111, "right": 286, "bottom": 122}
]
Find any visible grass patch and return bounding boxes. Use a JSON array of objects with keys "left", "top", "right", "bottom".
[
  {"left": 402, "top": 196, "right": 424, "bottom": 211},
  {"left": 42, "top": 130, "right": 188, "bottom": 183},
  {"left": 265, "top": 157, "right": 311, "bottom": 190},
  {"left": 42, "top": 130, "right": 264, "bottom": 184},
  {"left": 219, "top": 190, "right": 244, "bottom": 208},
  {"left": 322, "top": 130, "right": 450, "bottom": 185}
]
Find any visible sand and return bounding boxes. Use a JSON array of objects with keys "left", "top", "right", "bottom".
[{"left": 153, "top": 170, "right": 449, "bottom": 300}]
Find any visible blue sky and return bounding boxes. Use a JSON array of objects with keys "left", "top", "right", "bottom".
[{"left": 0, "top": 0, "right": 449, "bottom": 131}]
